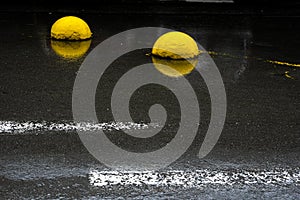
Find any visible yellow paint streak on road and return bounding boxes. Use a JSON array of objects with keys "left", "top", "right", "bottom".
[
  {"left": 266, "top": 60, "right": 300, "bottom": 68},
  {"left": 284, "top": 71, "right": 295, "bottom": 79},
  {"left": 198, "top": 50, "right": 300, "bottom": 68}
]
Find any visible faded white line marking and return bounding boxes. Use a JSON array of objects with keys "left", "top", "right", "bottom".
[
  {"left": 0, "top": 121, "right": 160, "bottom": 135},
  {"left": 89, "top": 168, "right": 300, "bottom": 187}
]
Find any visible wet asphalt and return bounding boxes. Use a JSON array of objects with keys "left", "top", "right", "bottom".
[{"left": 0, "top": 6, "right": 300, "bottom": 199}]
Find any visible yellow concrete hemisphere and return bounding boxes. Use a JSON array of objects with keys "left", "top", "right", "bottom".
[
  {"left": 152, "top": 31, "right": 199, "bottom": 59},
  {"left": 51, "top": 16, "right": 92, "bottom": 40}
]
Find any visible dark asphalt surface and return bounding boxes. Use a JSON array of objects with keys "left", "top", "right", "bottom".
[{"left": 0, "top": 6, "right": 300, "bottom": 199}]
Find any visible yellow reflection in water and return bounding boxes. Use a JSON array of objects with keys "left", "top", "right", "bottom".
[
  {"left": 152, "top": 56, "right": 198, "bottom": 77},
  {"left": 51, "top": 39, "right": 92, "bottom": 60}
]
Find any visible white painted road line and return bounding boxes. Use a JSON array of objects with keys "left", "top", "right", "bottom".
[
  {"left": 0, "top": 121, "right": 160, "bottom": 135},
  {"left": 89, "top": 168, "right": 300, "bottom": 187}
]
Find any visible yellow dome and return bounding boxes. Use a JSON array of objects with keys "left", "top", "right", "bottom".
[
  {"left": 50, "top": 16, "right": 92, "bottom": 40},
  {"left": 152, "top": 31, "right": 199, "bottom": 59}
]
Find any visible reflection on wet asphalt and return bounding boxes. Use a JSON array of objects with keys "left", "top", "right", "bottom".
[{"left": 0, "top": 10, "right": 299, "bottom": 199}]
